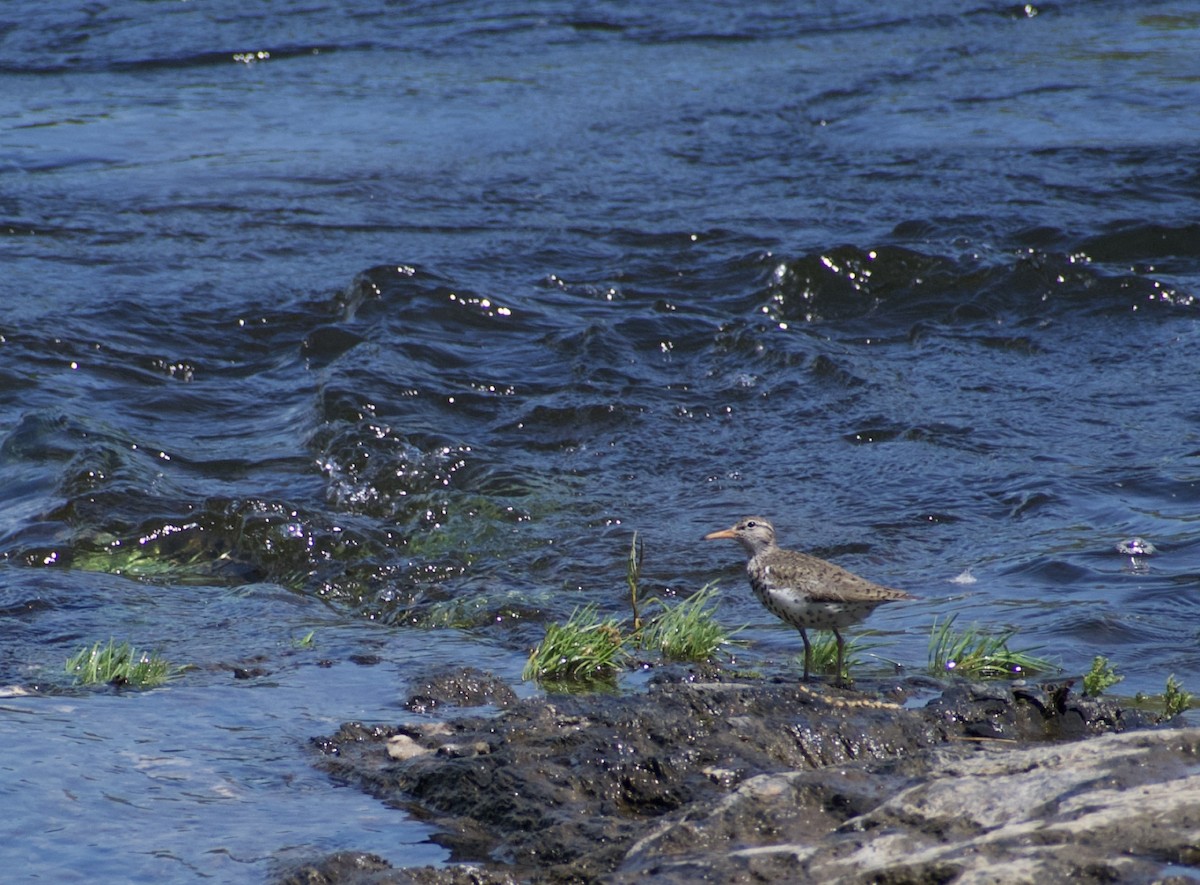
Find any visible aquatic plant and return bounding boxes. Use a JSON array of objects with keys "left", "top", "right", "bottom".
[
  {"left": 72, "top": 539, "right": 219, "bottom": 581},
  {"left": 415, "top": 588, "right": 548, "bottom": 630},
  {"left": 522, "top": 604, "right": 627, "bottom": 685},
  {"left": 292, "top": 629, "right": 317, "bottom": 649},
  {"left": 65, "top": 639, "right": 178, "bottom": 689},
  {"left": 1082, "top": 655, "right": 1123, "bottom": 697},
  {"left": 640, "top": 583, "right": 741, "bottom": 662},
  {"left": 1163, "top": 674, "right": 1193, "bottom": 719},
  {"left": 927, "top": 616, "right": 1053, "bottom": 680}
]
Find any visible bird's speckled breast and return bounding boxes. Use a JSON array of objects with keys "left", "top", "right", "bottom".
[{"left": 747, "top": 558, "right": 889, "bottom": 631}]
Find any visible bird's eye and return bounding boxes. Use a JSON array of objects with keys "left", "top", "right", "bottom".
[{"left": 745, "top": 521, "right": 757, "bottom": 528}]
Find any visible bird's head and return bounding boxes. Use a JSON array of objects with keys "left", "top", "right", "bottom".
[{"left": 704, "top": 516, "right": 777, "bottom": 557}]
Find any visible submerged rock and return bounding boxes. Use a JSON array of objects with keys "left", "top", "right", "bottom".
[{"left": 301, "top": 673, "right": 1185, "bottom": 883}]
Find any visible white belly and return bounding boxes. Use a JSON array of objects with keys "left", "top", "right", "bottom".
[{"left": 758, "top": 585, "right": 875, "bottom": 630}]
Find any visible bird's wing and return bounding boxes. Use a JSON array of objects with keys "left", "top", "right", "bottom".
[{"left": 765, "top": 550, "right": 910, "bottom": 602}]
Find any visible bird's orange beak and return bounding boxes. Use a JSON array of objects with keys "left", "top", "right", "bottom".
[{"left": 704, "top": 528, "right": 736, "bottom": 541}]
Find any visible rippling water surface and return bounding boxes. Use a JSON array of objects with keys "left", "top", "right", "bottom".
[{"left": 3, "top": 1, "right": 1200, "bottom": 880}]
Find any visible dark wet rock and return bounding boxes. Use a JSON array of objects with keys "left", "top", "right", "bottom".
[
  {"left": 278, "top": 851, "right": 397, "bottom": 885},
  {"left": 928, "top": 678, "right": 1132, "bottom": 740},
  {"left": 277, "top": 851, "right": 516, "bottom": 885},
  {"left": 404, "top": 667, "right": 518, "bottom": 713},
  {"left": 303, "top": 675, "right": 1178, "bottom": 882}
]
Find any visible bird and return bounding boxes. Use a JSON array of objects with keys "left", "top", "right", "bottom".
[{"left": 704, "top": 516, "right": 914, "bottom": 687}]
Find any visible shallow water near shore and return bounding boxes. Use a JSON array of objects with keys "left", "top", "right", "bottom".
[
  {"left": 0, "top": 621, "right": 528, "bottom": 880},
  {"left": 3, "top": 0, "right": 1200, "bottom": 879}
]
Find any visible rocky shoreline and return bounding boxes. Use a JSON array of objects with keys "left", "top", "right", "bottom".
[{"left": 282, "top": 669, "right": 1200, "bottom": 884}]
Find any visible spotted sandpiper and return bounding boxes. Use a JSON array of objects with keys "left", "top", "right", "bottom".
[{"left": 705, "top": 516, "right": 914, "bottom": 687}]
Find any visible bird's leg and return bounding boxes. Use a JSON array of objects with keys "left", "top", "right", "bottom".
[
  {"left": 834, "top": 629, "right": 846, "bottom": 689},
  {"left": 799, "top": 628, "right": 812, "bottom": 682}
]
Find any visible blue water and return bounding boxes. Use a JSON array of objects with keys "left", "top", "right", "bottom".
[{"left": 3, "top": 1, "right": 1200, "bottom": 880}]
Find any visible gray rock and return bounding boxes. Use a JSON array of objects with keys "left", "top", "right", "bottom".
[
  {"left": 385, "top": 734, "right": 432, "bottom": 762},
  {"left": 617, "top": 727, "right": 1200, "bottom": 883}
]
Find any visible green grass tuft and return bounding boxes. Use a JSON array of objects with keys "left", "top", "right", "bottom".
[
  {"left": 640, "top": 583, "right": 741, "bottom": 662},
  {"left": 802, "top": 631, "right": 874, "bottom": 681},
  {"left": 1082, "top": 655, "right": 1123, "bottom": 697},
  {"left": 65, "top": 639, "right": 179, "bottom": 689},
  {"left": 523, "top": 604, "right": 627, "bottom": 686},
  {"left": 1164, "top": 674, "right": 1193, "bottom": 719},
  {"left": 927, "top": 615, "right": 1053, "bottom": 680}
]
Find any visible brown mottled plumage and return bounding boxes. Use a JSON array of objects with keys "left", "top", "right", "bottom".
[{"left": 704, "top": 516, "right": 913, "bottom": 687}]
